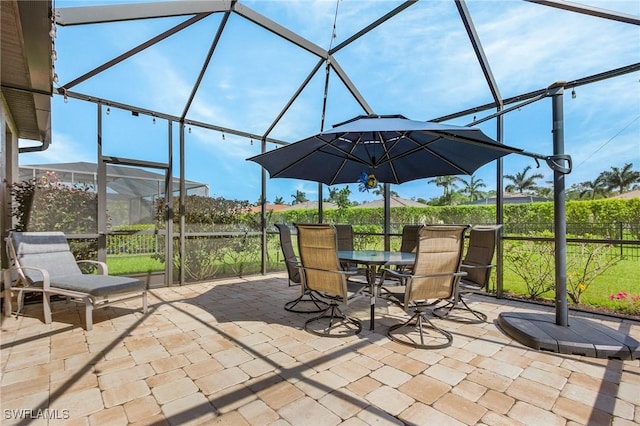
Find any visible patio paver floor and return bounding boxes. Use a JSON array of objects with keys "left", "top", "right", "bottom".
[{"left": 1, "top": 273, "right": 639, "bottom": 425}]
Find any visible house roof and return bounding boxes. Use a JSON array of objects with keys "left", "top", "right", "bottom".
[
  {"left": 354, "top": 196, "right": 425, "bottom": 208},
  {"left": 611, "top": 189, "right": 640, "bottom": 199},
  {"left": 1, "top": 0, "right": 52, "bottom": 149},
  {"left": 20, "top": 161, "right": 208, "bottom": 199},
  {"left": 466, "top": 192, "right": 551, "bottom": 205}
]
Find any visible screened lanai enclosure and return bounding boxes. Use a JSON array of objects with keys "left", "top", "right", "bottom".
[
  {"left": 20, "top": 161, "right": 208, "bottom": 225},
  {"left": 5, "top": 1, "right": 639, "bottom": 292}
]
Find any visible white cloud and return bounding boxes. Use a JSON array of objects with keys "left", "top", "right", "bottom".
[{"left": 20, "top": 131, "right": 92, "bottom": 165}]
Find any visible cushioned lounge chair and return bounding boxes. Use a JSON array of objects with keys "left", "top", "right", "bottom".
[{"left": 3, "top": 231, "right": 147, "bottom": 331}]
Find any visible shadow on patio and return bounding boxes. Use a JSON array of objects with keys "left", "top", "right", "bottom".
[{"left": 1, "top": 273, "right": 639, "bottom": 425}]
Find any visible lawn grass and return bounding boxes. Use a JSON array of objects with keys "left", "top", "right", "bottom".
[
  {"left": 107, "top": 255, "right": 164, "bottom": 275},
  {"left": 501, "top": 257, "right": 639, "bottom": 314},
  {"left": 108, "top": 240, "right": 639, "bottom": 316}
]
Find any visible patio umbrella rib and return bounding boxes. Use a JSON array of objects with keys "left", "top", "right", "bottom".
[{"left": 375, "top": 130, "right": 402, "bottom": 183}]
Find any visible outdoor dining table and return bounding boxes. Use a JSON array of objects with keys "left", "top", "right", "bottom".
[{"left": 338, "top": 250, "right": 416, "bottom": 330}]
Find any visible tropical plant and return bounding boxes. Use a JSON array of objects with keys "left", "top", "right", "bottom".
[
  {"left": 504, "top": 165, "right": 544, "bottom": 194},
  {"left": 577, "top": 176, "right": 608, "bottom": 199},
  {"left": 427, "top": 176, "right": 462, "bottom": 196},
  {"left": 274, "top": 196, "right": 285, "bottom": 205},
  {"left": 459, "top": 174, "right": 486, "bottom": 201},
  {"left": 535, "top": 186, "right": 553, "bottom": 199},
  {"left": 372, "top": 185, "right": 399, "bottom": 197},
  {"left": 427, "top": 176, "right": 464, "bottom": 205},
  {"left": 291, "top": 190, "right": 308, "bottom": 204},
  {"left": 598, "top": 163, "right": 640, "bottom": 195},
  {"left": 325, "top": 186, "right": 352, "bottom": 208}
]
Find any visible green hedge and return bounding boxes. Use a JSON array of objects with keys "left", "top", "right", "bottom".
[{"left": 257, "top": 198, "right": 639, "bottom": 238}]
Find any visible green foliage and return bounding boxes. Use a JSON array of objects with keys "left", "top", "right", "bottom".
[
  {"left": 352, "top": 224, "right": 381, "bottom": 250},
  {"left": 10, "top": 171, "right": 97, "bottom": 233},
  {"left": 176, "top": 237, "right": 225, "bottom": 282},
  {"left": 157, "top": 195, "right": 251, "bottom": 231},
  {"left": 598, "top": 163, "right": 640, "bottom": 194},
  {"left": 153, "top": 195, "right": 254, "bottom": 280},
  {"left": 503, "top": 240, "right": 555, "bottom": 298},
  {"left": 9, "top": 172, "right": 99, "bottom": 263},
  {"left": 220, "top": 232, "right": 261, "bottom": 277},
  {"left": 608, "top": 292, "right": 640, "bottom": 316},
  {"left": 106, "top": 255, "right": 164, "bottom": 275},
  {"left": 566, "top": 242, "right": 619, "bottom": 304},
  {"left": 325, "top": 186, "right": 352, "bottom": 209}
]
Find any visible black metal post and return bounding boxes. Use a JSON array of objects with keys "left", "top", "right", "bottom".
[
  {"left": 384, "top": 183, "right": 391, "bottom": 251},
  {"left": 549, "top": 81, "right": 568, "bottom": 326}
]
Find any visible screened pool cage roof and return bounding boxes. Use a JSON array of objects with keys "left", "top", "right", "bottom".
[
  {"left": 20, "top": 162, "right": 209, "bottom": 200},
  {"left": 50, "top": 0, "right": 639, "bottom": 155}
]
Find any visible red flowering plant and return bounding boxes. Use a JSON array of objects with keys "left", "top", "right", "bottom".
[{"left": 609, "top": 292, "right": 640, "bottom": 316}]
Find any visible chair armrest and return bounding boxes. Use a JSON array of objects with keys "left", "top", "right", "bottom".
[
  {"left": 381, "top": 268, "right": 467, "bottom": 282},
  {"left": 410, "top": 271, "right": 467, "bottom": 280},
  {"left": 379, "top": 268, "right": 411, "bottom": 281},
  {"left": 6, "top": 265, "right": 51, "bottom": 289},
  {"left": 297, "top": 264, "right": 359, "bottom": 278},
  {"left": 460, "top": 263, "right": 494, "bottom": 271},
  {"left": 77, "top": 260, "right": 108, "bottom": 275}
]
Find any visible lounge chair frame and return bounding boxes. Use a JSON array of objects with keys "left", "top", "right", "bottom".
[{"left": 3, "top": 231, "right": 148, "bottom": 331}]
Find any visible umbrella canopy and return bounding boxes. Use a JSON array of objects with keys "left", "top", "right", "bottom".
[{"left": 247, "top": 115, "right": 523, "bottom": 186}]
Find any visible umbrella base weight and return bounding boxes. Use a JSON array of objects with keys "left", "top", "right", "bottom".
[{"left": 497, "top": 312, "right": 639, "bottom": 360}]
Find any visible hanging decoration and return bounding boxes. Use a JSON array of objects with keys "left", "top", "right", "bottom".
[{"left": 358, "top": 172, "right": 377, "bottom": 192}]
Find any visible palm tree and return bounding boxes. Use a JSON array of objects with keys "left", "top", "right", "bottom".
[
  {"left": 578, "top": 177, "right": 607, "bottom": 200},
  {"left": 599, "top": 163, "right": 640, "bottom": 195},
  {"left": 325, "top": 186, "right": 352, "bottom": 208},
  {"left": 291, "top": 190, "right": 308, "bottom": 204},
  {"left": 274, "top": 196, "right": 285, "bottom": 205},
  {"left": 427, "top": 176, "right": 463, "bottom": 197},
  {"left": 504, "top": 165, "right": 544, "bottom": 194},
  {"left": 459, "top": 174, "right": 486, "bottom": 201},
  {"left": 372, "top": 185, "right": 399, "bottom": 198}
]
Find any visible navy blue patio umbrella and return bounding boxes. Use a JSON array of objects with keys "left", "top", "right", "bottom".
[{"left": 247, "top": 115, "right": 524, "bottom": 186}]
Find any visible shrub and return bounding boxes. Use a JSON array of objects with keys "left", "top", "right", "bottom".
[
  {"left": 503, "top": 239, "right": 555, "bottom": 298},
  {"left": 566, "top": 242, "right": 619, "bottom": 304}
]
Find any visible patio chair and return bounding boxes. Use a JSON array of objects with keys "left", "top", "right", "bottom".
[
  {"left": 275, "top": 224, "right": 329, "bottom": 313},
  {"left": 399, "top": 224, "right": 424, "bottom": 254},
  {"left": 380, "top": 225, "right": 468, "bottom": 349},
  {"left": 334, "top": 224, "right": 368, "bottom": 284},
  {"left": 3, "top": 231, "right": 147, "bottom": 331},
  {"left": 378, "top": 224, "right": 424, "bottom": 291},
  {"left": 295, "top": 223, "right": 367, "bottom": 337},
  {"left": 433, "top": 224, "right": 502, "bottom": 323}
]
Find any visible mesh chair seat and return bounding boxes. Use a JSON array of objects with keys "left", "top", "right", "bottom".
[
  {"left": 380, "top": 225, "right": 468, "bottom": 349},
  {"left": 433, "top": 225, "right": 502, "bottom": 323},
  {"left": 295, "top": 223, "right": 367, "bottom": 337},
  {"left": 275, "top": 224, "right": 329, "bottom": 313}
]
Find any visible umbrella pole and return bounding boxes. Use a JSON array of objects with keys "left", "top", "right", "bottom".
[{"left": 549, "top": 82, "right": 568, "bottom": 327}]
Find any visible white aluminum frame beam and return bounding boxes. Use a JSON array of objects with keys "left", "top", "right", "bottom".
[{"left": 55, "top": 1, "right": 229, "bottom": 26}]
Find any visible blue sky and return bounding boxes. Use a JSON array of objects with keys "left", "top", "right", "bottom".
[{"left": 22, "top": 0, "right": 640, "bottom": 204}]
